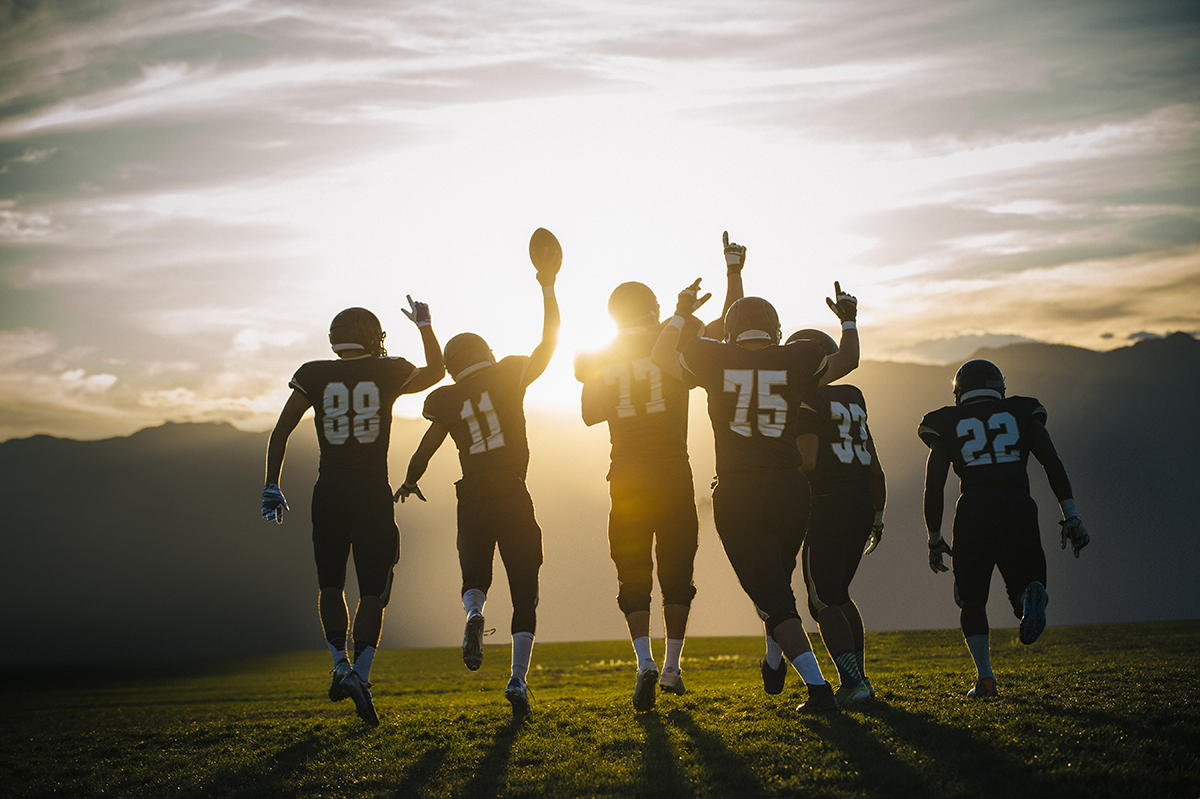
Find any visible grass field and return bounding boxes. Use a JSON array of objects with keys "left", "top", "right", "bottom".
[{"left": 2, "top": 621, "right": 1199, "bottom": 799}]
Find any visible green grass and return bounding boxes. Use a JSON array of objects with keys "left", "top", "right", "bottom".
[{"left": 2, "top": 622, "right": 1199, "bottom": 798}]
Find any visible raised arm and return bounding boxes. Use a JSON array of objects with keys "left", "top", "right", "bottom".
[
  {"left": 820, "top": 282, "right": 860, "bottom": 385},
  {"left": 399, "top": 295, "right": 446, "bottom": 394},
  {"left": 395, "top": 421, "right": 450, "bottom": 502},
  {"left": 652, "top": 279, "right": 711, "bottom": 382},
  {"left": 703, "top": 231, "right": 746, "bottom": 339},
  {"left": 521, "top": 273, "right": 561, "bottom": 389},
  {"left": 923, "top": 441, "right": 953, "bottom": 573}
]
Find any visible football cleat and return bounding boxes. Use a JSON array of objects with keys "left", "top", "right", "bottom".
[
  {"left": 340, "top": 672, "right": 379, "bottom": 727},
  {"left": 863, "top": 676, "right": 875, "bottom": 699},
  {"left": 658, "top": 666, "right": 686, "bottom": 696},
  {"left": 505, "top": 677, "right": 533, "bottom": 721},
  {"left": 835, "top": 680, "right": 872, "bottom": 707},
  {"left": 328, "top": 659, "right": 353, "bottom": 702},
  {"left": 463, "top": 612, "right": 485, "bottom": 671},
  {"left": 761, "top": 659, "right": 788, "bottom": 695},
  {"left": 967, "top": 676, "right": 999, "bottom": 698},
  {"left": 797, "top": 682, "right": 839, "bottom": 713},
  {"left": 632, "top": 665, "right": 659, "bottom": 711},
  {"left": 1019, "top": 582, "right": 1048, "bottom": 645}
]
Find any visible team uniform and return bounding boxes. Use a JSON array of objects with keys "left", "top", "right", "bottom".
[
  {"left": 679, "top": 336, "right": 827, "bottom": 629},
  {"left": 421, "top": 355, "right": 544, "bottom": 637},
  {"left": 802, "top": 384, "right": 878, "bottom": 619},
  {"left": 576, "top": 326, "right": 699, "bottom": 619},
  {"left": 289, "top": 355, "right": 418, "bottom": 608},
  {"left": 918, "top": 395, "right": 1065, "bottom": 631}
]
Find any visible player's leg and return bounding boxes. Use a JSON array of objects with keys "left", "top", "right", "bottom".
[
  {"left": 494, "top": 482, "right": 543, "bottom": 721},
  {"left": 607, "top": 466, "right": 659, "bottom": 708},
  {"left": 456, "top": 483, "right": 499, "bottom": 672},
  {"left": 654, "top": 461, "right": 699, "bottom": 696},
  {"left": 312, "top": 478, "right": 354, "bottom": 702},
  {"left": 996, "top": 491, "right": 1048, "bottom": 645},
  {"left": 714, "top": 472, "right": 835, "bottom": 712},
  {"left": 953, "top": 492, "right": 999, "bottom": 697}
]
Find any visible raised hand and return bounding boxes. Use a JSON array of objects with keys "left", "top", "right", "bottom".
[
  {"left": 825, "top": 281, "right": 858, "bottom": 323},
  {"left": 675, "top": 278, "right": 712, "bottom": 318},
  {"left": 723, "top": 231, "right": 746, "bottom": 273},
  {"left": 402, "top": 295, "right": 432, "bottom": 328}
]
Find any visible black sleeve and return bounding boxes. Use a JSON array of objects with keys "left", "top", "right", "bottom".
[
  {"left": 923, "top": 441, "right": 951, "bottom": 534},
  {"left": 1027, "top": 419, "right": 1073, "bottom": 501}
]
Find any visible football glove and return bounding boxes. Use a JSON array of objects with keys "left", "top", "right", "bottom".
[
  {"left": 393, "top": 482, "right": 426, "bottom": 503},
  {"left": 262, "top": 483, "right": 288, "bottom": 523},
  {"left": 674, "top": 278, "right": 712, "bottom": 318},
  {"left": 825, "top": 281, "right": 858, "bottom": 322},
  {"left": 723, "top": 231, "right": 746, "bottom": 274},
  {"left": 402, "top": 295, "right": 432, "bottom": 328},
  {"left": 864, "top": 523, "right": 883, "bottom": 556},
  {"left": 1060, "top": 516, "right": 1089, "bottom": 558},
  {"left": 928, "top": 535, "right": 952, "bottom": 573}
]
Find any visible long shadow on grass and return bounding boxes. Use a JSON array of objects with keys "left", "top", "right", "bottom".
[
  {"left": 665, "top": 709, "right": 771, "bottom": 799},
  {"left": 828, "top": 702, "right": 1055, "bottom": 799},
  {"left": 635, "top": 712, "right": 695, "bottom": 798},
  {"left": 454, "top": 717, "right": 525, "bottom": 799}
]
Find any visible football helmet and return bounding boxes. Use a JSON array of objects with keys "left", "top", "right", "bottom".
[
  {"left": 444, "top": 332, "right": 494, "bottom": 380},
  {"left": 724, "top": 296, "right": 780, "bottom": 344},
  {"left": 329, "top": 307, "right": 386, "bottom": 355},
  {"left": 608, "top": 282, "right": 659, "bottom": 327},
  {"left": 953, "top": 359, "right": 1005, "bottom": 404},
  {"left": 785, "top": 328, "right": 838, "bottom": 355}
]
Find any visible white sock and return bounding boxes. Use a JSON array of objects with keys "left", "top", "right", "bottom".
[
  {"left": 352, "top": 645, "right": 375, "bottom": 680},
  {"left": 511, "top": 632, "right": 535, "bottom": 683},
  {"left": 966, "top": 634, "right": 993, "bottom": 679},
  {"left": 764, "top": 635, "right": 784, "bottom": 669},
  {"left": 328, "top": 640, "right": 348, "bottom": 665},
  {"left": 463, "top": 589, "right": 486, "bottom": 617},
  {"left": 632, "top": 636, "right": 655, "bottom": 670},
  {"left": 664, "top": 638, "right": 685, "bottom": 673},
  {"left": 791, "top": 651, "right": 827, "bottom": 686}
]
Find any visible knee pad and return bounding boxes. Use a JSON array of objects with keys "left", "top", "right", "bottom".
[
  {"left": 764, "top": 609, "right": 801, "bottom": 637},
  {"left": 617, "top": 584, "right": 652, "bottom": 616},
  {"left": 660, "top": 581, "right": 697, "bottom": 609}
]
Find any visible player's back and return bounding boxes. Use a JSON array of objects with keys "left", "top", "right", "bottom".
[
  {"left": 918, "top": 395, "right": 1047, "bottom": 492},
  {"left": 290, "top": 355, "right": 417, "bottom": 475},
  {"left": 423, "top": 355, "right": 532, "bottom": 479},
  {"left": 578, "top": 326, "right": 690, "bottom": 463},
  {"left": 809, "top": 383, "right": 875, "bottom": 494},
  {"left": 681, "top": 337, "right": 826, "bottom": 474}
]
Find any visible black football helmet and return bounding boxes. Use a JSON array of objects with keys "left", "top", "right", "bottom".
[
  {"left": 953, "top": 359, "right": 1005, "bottom": 404},
  {"left": 329, "top": 307, "right": 385, "bottom": 355},
  {"left": 444, "top": 332, "right": 494, "bottom": 380},
  {"left": 785, "top": 328, "right": 838, "bottom": 355},
  {"left": 724, "top": 297, "right": 780, "bottom": 344},
  {"left": 608, "top": 282, "right": 659, "bottom": 327}
]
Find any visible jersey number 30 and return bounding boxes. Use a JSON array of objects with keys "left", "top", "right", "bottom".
[{"left": 323, "top": 382, "right": 381, "bottom": 445}]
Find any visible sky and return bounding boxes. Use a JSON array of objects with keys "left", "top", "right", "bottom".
[{"left": 0, "top": 0, "right": 1198, "bottom": 441}]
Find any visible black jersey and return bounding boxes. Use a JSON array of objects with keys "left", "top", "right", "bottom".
[
  {"left": 289, "top": 355, "right": 418, "bottom": 475},
  {"left": 808, "top": 384, "right": 875, "bottom": 494},
  {"left": 918, "top": 395, "right": 1048, "bottom": 492},
  {"left": 422, "top": 355, "right": 532, "bottom": 479},
  {"left": 575, "top": 325, "right": 691, "bottom": 462},
  {"left": 681, "top": 337, "right": 827, "bottom": 474}
]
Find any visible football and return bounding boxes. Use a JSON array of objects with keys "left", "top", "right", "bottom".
[{"left": 528, "top": 227, "right": 562, "bottom": 279}]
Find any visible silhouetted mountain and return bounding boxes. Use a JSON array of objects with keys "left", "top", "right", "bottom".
[{"left": 1, "top": 334, "right": 1196, "bottom": 662}]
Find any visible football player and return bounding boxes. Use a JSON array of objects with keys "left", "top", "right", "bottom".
[
  {"left": 786, "top": 327, "right": 886, "bottom": 707},
  {"left": 395, "top": 266, "right": 559, "bottom": 722},
  {"left": 651, "top": 280, "right": 861, "bottom": 713},
  {"left": 573, "top": 232, "right": 746, "bottom": 712},
  {"left": 919, "top": 359, "right": 1090, "bottom": 698},
  {"left": 262, "top": 299, "right": 445, "bottom": 727}
]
